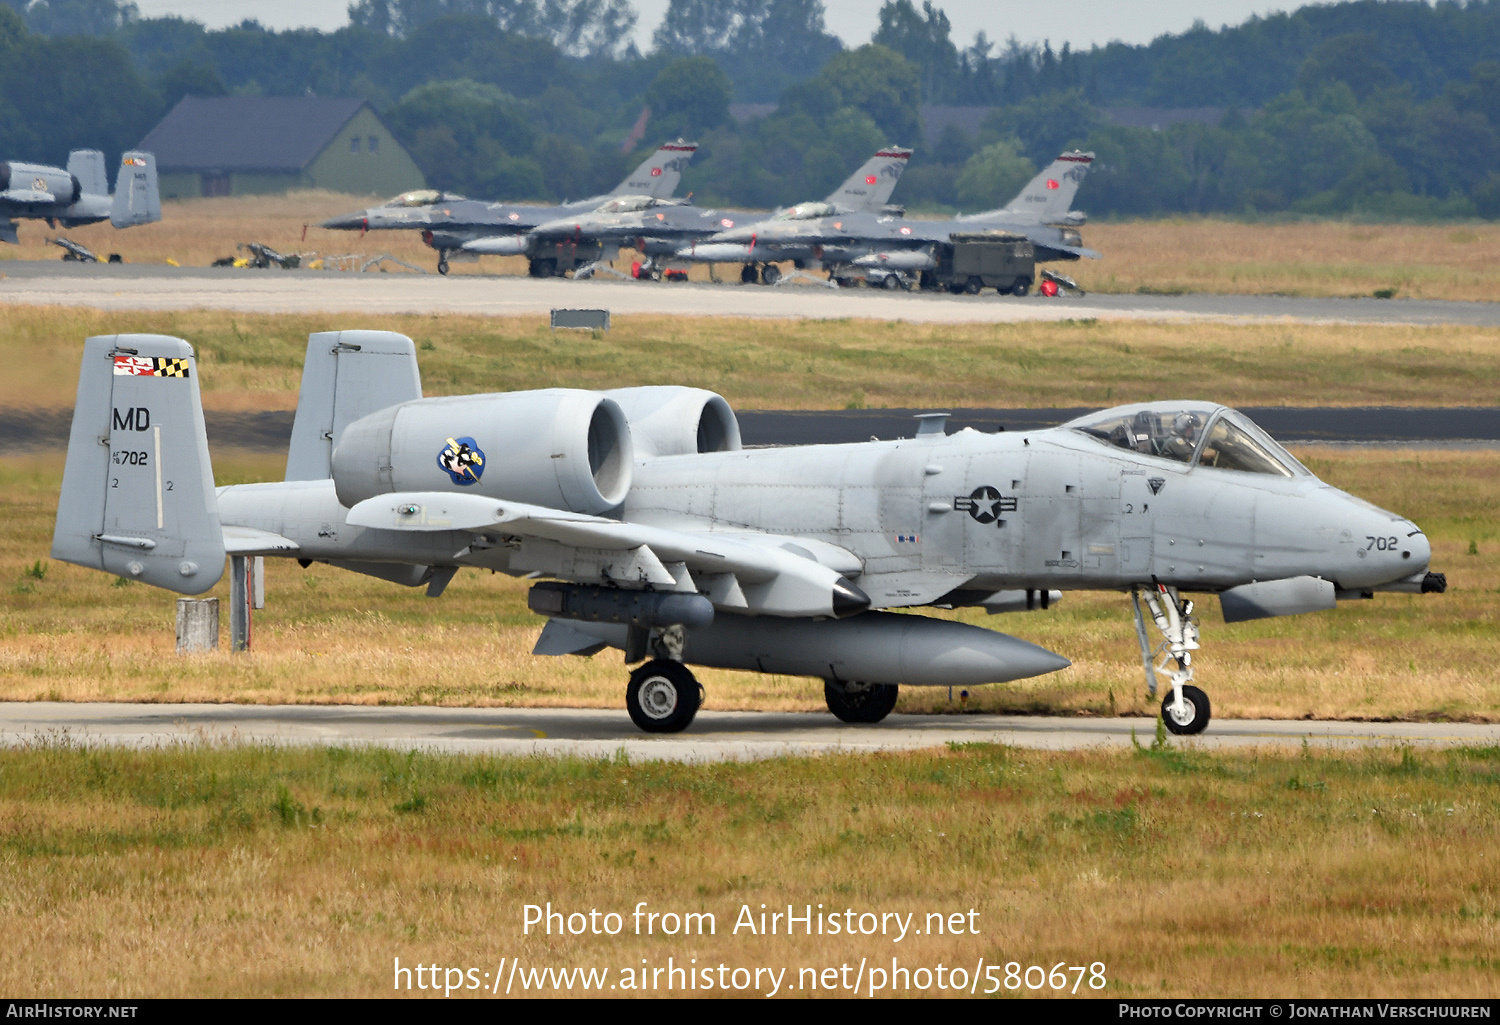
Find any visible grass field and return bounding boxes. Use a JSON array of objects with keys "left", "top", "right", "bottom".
[
  {"left": 2, "top": 191, "right": 1497, "bottom": 300},
  {"left": 2, "top": 447, "right": 1494, "bottom": 722},
  {"left": 5, "top": 305, "right": 1500, "bottom": 413},
  {"left": 0, "top": 739, "right": 1496, "bottom": 997}
]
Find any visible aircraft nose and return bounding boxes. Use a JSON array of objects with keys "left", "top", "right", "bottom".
[{"left": 321, "top": 210, "right": 368, "bottom": 230}]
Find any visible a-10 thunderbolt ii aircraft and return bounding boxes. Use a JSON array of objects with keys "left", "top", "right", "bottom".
[
  {"left": 320, "top": 141, "right": 698, "bottom": 275},
  {"left": 52, "top": 332, "right": 1445, "bottom": 735},
  {"left": 680, "top": 151, "right": 1097, "bottom": 290},
  {"left": 0, "top": 150, "right": 160, "bottom": 245},
  {"left": 462, "top": 147, "right": 914, "bottom": 281}
]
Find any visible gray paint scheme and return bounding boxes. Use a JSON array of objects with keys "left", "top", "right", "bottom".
[
  {"left": 50, "top": 333, "right": 1443, "bottom": 732},
  {"left": 0, "top": 150, "right": 160, "bottom": 243}
]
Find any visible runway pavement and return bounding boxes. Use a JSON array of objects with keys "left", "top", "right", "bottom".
[
  {"left": 1, "top": 702, "right": 1494, "bottom": 763},
  {"left": 3, "top": 260, "right": 1500, "bottom": 326},
  {"left": 4, "top": 405, "right": 1495, "bottom": 452}
]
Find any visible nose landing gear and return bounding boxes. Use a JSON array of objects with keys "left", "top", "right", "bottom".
[{"left": 1131, "top": 584, "right": 1210, "bottom": 735}]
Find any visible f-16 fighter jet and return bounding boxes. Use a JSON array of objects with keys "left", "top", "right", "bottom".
[
  {"left": 320, "top": 141, "right": 698, "bottom": 274},
  {"left": 680, "top": 151, "right": 1095, "bottom": 287},
  {"left": 464, "top": 146, "right": 913, "bottom": 279},
  {"left": 53, "top": 332, "right": 1445, "bottom": 735},
  {"left": 0, "top": 150, "right": 160, "bottom": 245}
]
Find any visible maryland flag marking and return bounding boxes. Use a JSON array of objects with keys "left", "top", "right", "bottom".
[{"left": 113, "top": 355, "right": 190, "bottom": 378}]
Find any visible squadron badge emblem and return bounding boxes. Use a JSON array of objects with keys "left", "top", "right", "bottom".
[{"left": 437, "top": 436, "right": 486, "bottom": 485}]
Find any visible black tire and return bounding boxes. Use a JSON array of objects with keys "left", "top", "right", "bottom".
[
  {"left": 437, "top": 255, "right": 450, "bottom": 275},
  {"left": 740, "top": 263, "right": 758, "bottom": 284},
  {"left": 882, "top": 274, "right": 901, "bottom": 291},
  {"left": 1161, "top": 685, "right": 1211, "bottom": 735},
  {"left": 824, "top": 680, "right": 899, "bottom": 724},
  {"left": 627, "top": 660, "right": 701, "bottom": 734},
  {"left": 761, "top": 264, "right": 781, "bottom": 286},
  {"left": 964, "top": 277, "right": 982, "bottom": 295},
  {"left": 1010, "top": 278, "right": 1030, "bottom": 296}
]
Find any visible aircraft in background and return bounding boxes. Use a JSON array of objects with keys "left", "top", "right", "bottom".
[
  {"left": 52, "top": 331, "right": 1445, "bottom": 736},
  {"left": 0, "top": 150, "right": 160, "bottom": 245},
  {"left": 679, "top": 151, "right": 1097, "bottom": 288},
  {"left": 460, "top": 147, "right": 913, "bottom": 280},
  {"left": 320, "top": 141, "right": 699, "bottom": 275}
]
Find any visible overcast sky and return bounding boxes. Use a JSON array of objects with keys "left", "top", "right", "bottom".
[{"left": 130, "top": 0, "right": 1322, "bottom": 51}]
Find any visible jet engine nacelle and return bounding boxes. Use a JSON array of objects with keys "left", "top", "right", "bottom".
[
  {"left": 0, "top": 162, "right": 80, "bottom": 205},
  {"left": 605, "top": 386, "right": 741, "bottom": 458},
  {"left": 332, "top": 390, "right": 633, "bottom": 515}
]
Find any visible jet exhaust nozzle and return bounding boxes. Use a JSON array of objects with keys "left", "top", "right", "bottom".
[{"left": 529, "top": 581, "right": 715, "bottom": 629}]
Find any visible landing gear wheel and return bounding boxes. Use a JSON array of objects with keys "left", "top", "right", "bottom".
[
  {"left": 1010, "top": 278, "right": 1030, "bottom": 296},
  {"left": 627, "top": 659, "right": 701, "bottom": 733},
  {"left": 824, "top": 680, "right": 899, "bottom": 724},
  {"left": 760, "top": 264, "right": 781, "bottom": 286},
  {"left": 882, "top": 274, "right": 901, "bottom": 291},
  {"left": 437, "top": 254, "right": 450, "bottom": 275},
  {"left": 1161, "top": 685, "right": 1210, "bottom": 735},
  {"left": 740, "top": 263, "right": 758, "bottom": 284}
]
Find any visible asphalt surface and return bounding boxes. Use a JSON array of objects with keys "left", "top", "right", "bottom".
[
  {"left": 5, "top": 405, "right": 1495, "bottom": 452},
  {"left": 3, "top": 259, "right": 1500, "bottom": 326},
  {"left": 1, "top": 702, "right": 1493, "bottom": 763}
]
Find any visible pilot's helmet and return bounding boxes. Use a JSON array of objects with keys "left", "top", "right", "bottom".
[{"left": 1173, "top": 412, "right": 1202, "bottom": 438}]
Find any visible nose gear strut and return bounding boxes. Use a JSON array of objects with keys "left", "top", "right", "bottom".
[{"left": 1131, "top": 584, "right": 1210, "bottom": 734}]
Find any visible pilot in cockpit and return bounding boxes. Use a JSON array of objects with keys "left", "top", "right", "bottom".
[{"left": 1163, "top": 412, "right": 1203, "bottom": 461}]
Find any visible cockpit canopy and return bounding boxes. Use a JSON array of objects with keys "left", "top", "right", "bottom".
[
  {"left": 381, "top": 190, "right": 465, "bottom": 207},
  {"left": 595, "top": 195, "right": 661, "bottom": 214},
  {"left": 1068, "top": 403, "right": 1307, "bottom": 477},
  {"left": 773, "top": 202, "right": 835, "bottom": 221}
]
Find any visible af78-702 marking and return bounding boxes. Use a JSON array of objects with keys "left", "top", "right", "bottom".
[{"left": 52, "top": 332, "right": 1444, "bottom": 735}]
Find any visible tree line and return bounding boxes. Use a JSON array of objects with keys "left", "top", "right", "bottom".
[{"left": 0, "top": 0, "right": 1496, "bottom": 218}]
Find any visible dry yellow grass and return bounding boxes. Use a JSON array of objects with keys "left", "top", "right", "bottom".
[
  {"left": 2, "top": 448, "right": 1495, "bottom": 722},
  {"left": 4, "top": 304, "right": 1499, "bottom": 413},
  {"left": 1078, "top": 219, "right": 1500, "bottom": 301},
  {"left": 0, "top": 740, "right": 1496, "bottom": 997},
  {"left": 3, "top": 193, "right": 1497, "bottom": 299}
]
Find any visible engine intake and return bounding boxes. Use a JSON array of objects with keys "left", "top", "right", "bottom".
[{"left": 332, "top": 389, "right": 631, "bottom": 514}]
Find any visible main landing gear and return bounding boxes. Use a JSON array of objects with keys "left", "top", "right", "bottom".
[
  {"left": 623, "top": 624, "right": 702, "bottom": 733},
  {"left": 1131, "top": 583, "right": 1211, "bottom": 735},
  {"left": 824, "top": 680, "right": 899, "bottom": 724}
]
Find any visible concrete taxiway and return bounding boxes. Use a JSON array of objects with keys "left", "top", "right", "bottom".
[
  {"left": 3, "top": 261, "right": 1500, "bottom": 327},
  {"left": 1, "top": 702, "right": 1494, "bottom": 763}
]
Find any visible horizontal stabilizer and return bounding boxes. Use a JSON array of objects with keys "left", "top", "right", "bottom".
[{"left": 222, "top": 524, "right": 299, "bottom": 555}]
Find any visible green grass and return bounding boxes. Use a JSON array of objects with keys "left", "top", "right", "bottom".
[{"left": 0, "top": 739, "right": 1496, "bottom": 996}]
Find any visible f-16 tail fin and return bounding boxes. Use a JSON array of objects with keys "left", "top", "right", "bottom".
[
  {"left": 992, "top": 150, "right": 1093, "bottom": 224},
  {"left": 826, "top": 146, "right": 912, "bottom": 212},
  {"left": 110, "top": 151, "right": 160, "bottom": 228},
  {"left": 285, "top": 331, "right": 423, "bottom": 481},
  {"left": 67, "top": 149, "right": 108, "bottom": 197},
  {"left": 51, "top": 335, "right": 225, "bottom": 595},
  {"left": 614, "top": 140, "right": 698, "bottom": 198}
]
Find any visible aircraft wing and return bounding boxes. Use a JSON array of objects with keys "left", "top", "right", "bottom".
[
  {"left": 0, "top": 188, "right": 56, "bottom": 204},
  {"left": 345, "top": 492, "right": 868, "bottom": 618}
]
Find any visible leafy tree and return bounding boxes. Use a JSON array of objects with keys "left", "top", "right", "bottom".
[
  {"left": 652, "top": 0, "right": 842, "bottom": 100},
  {"left": 16, "top": 0, "right": 135, "bottom": 36},
  {"left": 982, "top": 88, "right": 1103, "bottom": 167},
  {"left": 349, "top": 0, "right": 635, "bottom": 56},
  {"left": 814, "top": 44, "right": 922, "bottom": 146},
  {"left": 1296, "top": 33, "right": 1396, "bottom": 100},
  {"left": 873, "top": 0, "right": 960, "bottom": 103},
  {"left": 153, "top": 57, "right": 226, "bottom": 110},
  {"left": 953, "top": 139, "right": 1034, "bottom": 212},
  {"left": 645, "top": 55, "right": 732, "bottom": 139}
]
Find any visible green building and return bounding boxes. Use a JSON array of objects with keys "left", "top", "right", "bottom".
[{"left": 139, "top": 96, "right": 426, "bottom": 199}]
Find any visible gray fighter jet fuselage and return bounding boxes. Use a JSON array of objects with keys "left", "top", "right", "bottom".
[
  {"left": 0, "top": 150, "right": 160, "bottom": 244},
  {"left": 683, "top": 151, "right": 1097, "bottom": 283},
  {"left": 321, "top": 142, "right": 699, "bottom": 274},
  {"left": 51, "top": 331, "right": 1445, "bottom": 737}
]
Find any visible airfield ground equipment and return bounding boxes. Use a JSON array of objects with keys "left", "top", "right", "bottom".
[
  {"left": 47, "top": 236, "right": 119, "bottom": 263},
  {"left": 922, "top": 230, "right": 1036, "bottom": 295}
]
